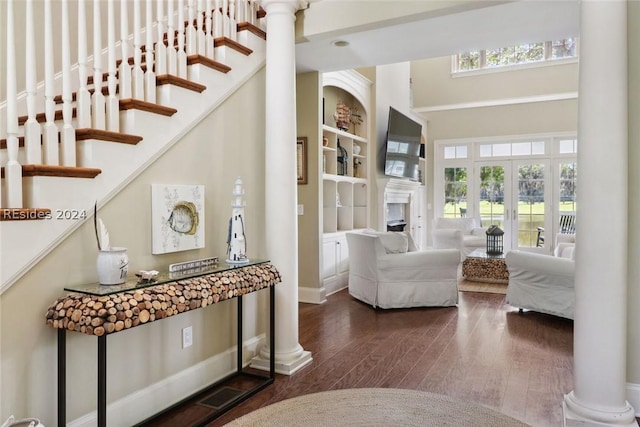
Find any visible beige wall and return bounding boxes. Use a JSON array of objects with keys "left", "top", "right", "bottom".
[
  {"left": 411, "top": 55, "right": 579, "bottom": 108},
  {"left": 296, "top": 71, "right": 322, "bottom": 290},
  {"left": 627, "top": 0, "right": 640, "bottom": 389},
  {"left": 0, "top": 69, "right": 267, "bottom": 424}
]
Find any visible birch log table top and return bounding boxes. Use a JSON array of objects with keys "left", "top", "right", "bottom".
[{"left": 45, "top": 261, "right": 280, "bottom": 336}]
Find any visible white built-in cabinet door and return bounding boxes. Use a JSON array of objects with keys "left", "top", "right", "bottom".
[{"left": 322, "top": 234, "right": 349, "bottom": 295}]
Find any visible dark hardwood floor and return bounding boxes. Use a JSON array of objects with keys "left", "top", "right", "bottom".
[{"left": 144, "top": 288, "right": 574, "bottom": 427}]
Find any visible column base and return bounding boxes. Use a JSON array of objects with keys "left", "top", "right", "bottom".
[
  {"left": 250, "top": 347, "right": 313, "bottom": 376},
  {"left": 563, "top": 392, "right": 638, "bottom": 426}
]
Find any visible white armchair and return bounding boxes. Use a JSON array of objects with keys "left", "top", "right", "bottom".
[
  {"left": 432, "top": 217, "right": 487, "bottom": 259},
  {"left": 505, "top": 239, "right": 575, "bottom": 320},
  {"left": 345, "top": 230, "right": 460, "bottom": 309}
]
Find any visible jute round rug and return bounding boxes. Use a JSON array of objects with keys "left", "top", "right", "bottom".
[{"left": 224, "top": 388, "right": 530, "bottom": 426}]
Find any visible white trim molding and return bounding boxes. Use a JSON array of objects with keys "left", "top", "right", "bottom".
[
  {"left": 298, "top": 285, "right": 327, "bottom": 304},
  {"left": 626, "top": 382, "right": 640, "bottom": 418},
  {"left": 415, "top": 92, "right": 578, "bottom": 114}
]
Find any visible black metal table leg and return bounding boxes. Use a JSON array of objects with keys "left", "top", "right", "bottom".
[
  {"left": 58, "top": 328, "right": 66, "bottom": 427},
  {"left": 98, "top": 335, "right": 107, "bottom": 427},
  {"left": 237, "top": 295, "right": 243, "bottom": 373},
  {"left": 270, "top": 285, "right": 275, "bottom": 378}
]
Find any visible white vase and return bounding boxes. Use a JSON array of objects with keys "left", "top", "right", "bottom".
[{"left": 97, "top": 247, "right": 129, "bottom": 285}]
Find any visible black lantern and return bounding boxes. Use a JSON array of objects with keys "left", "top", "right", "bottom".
[
  {"left": 486, "top": 225, "right": 504, "bottom": 255},
  {"left": 337, "top": 139, "right": 348, "bottom": 176}
]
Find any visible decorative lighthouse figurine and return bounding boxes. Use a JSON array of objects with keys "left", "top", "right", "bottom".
[{"left": 226, "top": 177, "right": 249, "bottom": 264}]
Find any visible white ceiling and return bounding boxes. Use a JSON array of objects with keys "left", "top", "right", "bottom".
[{"left": 295, "top": 1, "right": 580, "bottom": 73}]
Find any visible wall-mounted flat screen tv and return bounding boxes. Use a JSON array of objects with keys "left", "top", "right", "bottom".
[{"left": 384, "top": 107, "right": 422, "bottom": 181}]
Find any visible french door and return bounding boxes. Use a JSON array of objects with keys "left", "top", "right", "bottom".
[{"left": 475, "top": 159, "right": 551, "bottom": 251}]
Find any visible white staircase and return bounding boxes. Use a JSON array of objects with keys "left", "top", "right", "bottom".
[{"left": 0, "top": 0, "right": 267, "bottom": 292}]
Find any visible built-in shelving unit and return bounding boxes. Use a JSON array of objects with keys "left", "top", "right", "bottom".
[
  {"left": 321, "top": 75, "right": 370, "bottom": 235},
  {"left": 320, "top": 71, "right": 372, "bottom": 294}
]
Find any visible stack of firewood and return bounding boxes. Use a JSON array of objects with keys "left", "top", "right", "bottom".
[
  {"left": 462, "top": 257, "right": 509, "bottom": 283},
  {"left": 45, "top": 264, "right": 281, "bottom": 336}
]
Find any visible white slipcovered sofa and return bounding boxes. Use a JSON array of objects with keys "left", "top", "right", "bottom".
[
  {"left": 432, "top": 217, "right": 487, "bottom": 259},
  {"left": 505, "top": 237, "right": 575, "bottom": 320},
  {"left": 345, "top": 230, "right": 460, "bottom": 309}
]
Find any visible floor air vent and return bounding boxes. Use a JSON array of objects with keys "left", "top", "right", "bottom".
[{"left": 198, "top": 387, "right": 245, "bottom": 409}]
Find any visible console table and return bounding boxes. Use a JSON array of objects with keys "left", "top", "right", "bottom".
[{"left": 45, "top": 260, "right": 280, "bottom": 427}]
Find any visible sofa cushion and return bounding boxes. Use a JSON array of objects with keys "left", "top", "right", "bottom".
[
  {"left": 434, "top": 217, "right": 476, "bottom": 234},
  {"left": 378, "top": 232, "right": 409, "bottom": 254}
]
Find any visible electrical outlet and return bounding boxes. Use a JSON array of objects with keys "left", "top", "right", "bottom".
[{"left": 182, "top": 326, "right": 193, "bottom": 349}]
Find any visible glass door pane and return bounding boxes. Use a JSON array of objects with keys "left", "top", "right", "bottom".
[
  {"left": 444, "top": 167, "right": 468, "bottom": 218},
  {"left": 516, "top": 162, "right": 548, "bottom": 249},
  {"left": 478, "top": 164, "right": 507, "bottom": 229},
  {"left": 559, "top": 161, "right": 577, "bottom": 216}
]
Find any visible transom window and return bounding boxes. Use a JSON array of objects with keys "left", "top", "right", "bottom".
[
  {"left": 479, "top": 141, "right": 545, "bottom": 158},
  {"left": 443, "top": 145, "right": 468, "bottom": 159},
  {"left": 454, "top": 38, "right": 578, "bottom": 73}
]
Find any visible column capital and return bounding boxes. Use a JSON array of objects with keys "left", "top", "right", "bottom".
[{"left": 259, "top": 0, "right": 309, "bottom": 15}]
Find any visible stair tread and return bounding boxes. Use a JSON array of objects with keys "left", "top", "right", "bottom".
[
  {"left": 18, "top": 109, "right": 75, "bottom": 126},
  {"left": 22, "top": 164, "right": 102, "bottom": 178},
  {"left": 156, "top": 74, "right": 207, "bottom": 92},
  {"left": 1, "top": 129, "right": 143, "bottom": 149},
  {"left": 186, "top": 55, "right": 231, "bottom": 73},
  {"left": 1, "top": 164, "right": 102, "bottom": 179},
  {"left": 237, "top": 22, "right": 266, "bottom": 40},
  {"left": 214, "top": 37, "right": 253, "bottom": 56},
  {"left": 75, "top": 128, "right": 144, "bottom": 144},
  {"left": 17, "top": 97, "right": 177, "bottom": 124},
  {"left": 119, "top": 98, "right": 178, "bottom": 116}
]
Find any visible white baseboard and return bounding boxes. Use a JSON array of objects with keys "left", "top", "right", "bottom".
[
  {"left": 68, "top": 335, "right": 265, "bottom": 427},
  {"left": 298, "top": 286, "right": 327, "bottom": 304},
  {"left": 626, "top": 382, "right": 640, "bottom": 417}
]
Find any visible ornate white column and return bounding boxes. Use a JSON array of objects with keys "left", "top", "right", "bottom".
[
  {"left": 563, "top": 1, "right": 636, "bottom": 425},
  {"left": 250, "top": 0, "right": 312, "bottom": 375}
]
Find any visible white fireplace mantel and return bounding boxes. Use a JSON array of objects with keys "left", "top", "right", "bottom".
[{"left": 377, "top": 178, "right": 425, "bottom": 247}]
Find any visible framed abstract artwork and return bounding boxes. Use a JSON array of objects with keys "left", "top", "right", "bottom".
[{"left": 151, "top": 184, "right": 205, "bottom": 254}]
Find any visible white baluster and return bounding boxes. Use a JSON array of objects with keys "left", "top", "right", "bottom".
[
  {"left": 43, "top": 0, "right": 60, "bottom": 165},
  {"left": 119, "top": 0, "right": 133, "bottom": 99},
  {"left": 229, "top": 0, "right": 236, "bottom": 41},
  {"left": 60, "top": 0, "right": 77, "bottom": 165},
  {"left": 222, "top": 0, "right": 230, "bottom": 39},
  {"left": 235, "top": 0, "right": 244, "bottom": 23},
  {"left": 177, "top": 0, "right": 188, "bottom": 78},
  {"left": 5, "top": 0, "right": 22, "bottom": 208},
  {"left": 24, "top": 0, "right": 42, "bottom": 165},
  {"left": 132, "top": 0, "right": 145, "bottom": 99},
  {"left": 196, "top": 0, "right": 206, "bottom": 55},
  {"left": 92, "top": 0, "right": 106, "bottom": 130},
  {"left": 186, "top": 0, "right": 197, "bottom": 55},
  {"left": 213, "top": 0, "right": 222, "bottom": 38},
  {"left": 77, "top": 0, "right": 92, "bottom": 128},
  {"left": 145, "top": 0, "right": 157, "bottom": 103},
  {"left": 106, "top": 0, "right": 120, "bottom": 132},
  {"left": 205, "top": 0, "right": 214, "bottom": 58},
  {"left": 167, "top": 0, "right": 178, "bottom": 75},
  {"left": 156, "top": 0, "right": 167, "bottom": 75}
]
